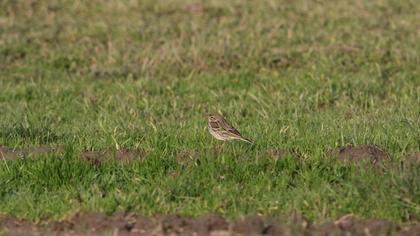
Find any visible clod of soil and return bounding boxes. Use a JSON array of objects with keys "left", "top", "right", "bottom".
[
  {"left": 0, "top": 145, "right": 145, "bottom": 163},
  {"left": 286, "top": 210, "right": 310, "bottom": 229},
  {"left": 333, "top": 214, "right": 399, "bottom": 235},
  {"left": 1, "top": 212, "right": 419, "bottom": 236},
  {"left": 81, "top": 148, "right": 145, "bottom": 164},
  {"left": 175, "top": 149, "right": 199, "bottom": 166},
  {"left": 158, "top": 214, "right": 230, "bottom": 235},
  {"left": 0, "top": 145, "right": 64, "bottom": 159},
  {"left": 0, "top": 215, "right": 36, "bottom": 236},
  {"left": 404, "top": 152, "right": 420, "bottom": 165},
  {"left": 397, "top": 224, "right": 420, "bottom": 236},
  {"left": 335, "top": 145, "right": 389, "bottom": 165},
  {"left": 232, "top": 215, "right": 271, "bottom": 235},
  {"left": 316, "top": 222, "right": 342, "bottom": 236}
]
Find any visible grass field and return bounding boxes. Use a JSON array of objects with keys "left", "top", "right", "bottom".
[{"left": 0, "top": 0, "right": 419, "bottom": 223}]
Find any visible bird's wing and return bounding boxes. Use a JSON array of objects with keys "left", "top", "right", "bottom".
[
  {"left": 209, "top": 121, "right": 221, "bottom": 130},
  {"left": 219, "top": 118, "right": 243, "bottom": 137},
  {"left": 226, "top": 126, "right": 242, "bottom": 137}
]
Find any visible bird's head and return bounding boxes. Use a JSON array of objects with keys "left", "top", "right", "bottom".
[
  {"left": 208, "top": 113, "right": 222, "bottom": 122},
  {"left": 208, "top": 113, "right": 216, "bottom": 122}
]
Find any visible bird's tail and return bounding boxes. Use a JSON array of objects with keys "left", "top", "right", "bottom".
[{"left": 240, "top": 137, "right": 253, "bottom": 144}]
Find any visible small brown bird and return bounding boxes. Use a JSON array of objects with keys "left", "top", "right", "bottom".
[{"left": 207, "top": 113, "right": 253, "bottom": 144}]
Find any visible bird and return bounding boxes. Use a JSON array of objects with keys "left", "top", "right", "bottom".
[{"left": 207, "top": 113, "right": 253, "bottom": 144}]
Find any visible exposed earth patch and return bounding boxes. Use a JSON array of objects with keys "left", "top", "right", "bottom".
[
  {"left": 333, "top": 145, "right": 390, "bottom": 165},
  {"left": 1, "top": 212, "right": 419, "bottom": 236},
  {"left": 0, "top": 145, "right": 145, "bottom": 163}
]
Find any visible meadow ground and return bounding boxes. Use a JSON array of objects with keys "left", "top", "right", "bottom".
[{"left": 0, "top": 0, "right": 420, "bottom": 234}]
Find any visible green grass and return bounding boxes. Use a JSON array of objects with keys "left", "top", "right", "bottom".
[{"left": 0, "top": 0, "right": 419, "bottom": 221}]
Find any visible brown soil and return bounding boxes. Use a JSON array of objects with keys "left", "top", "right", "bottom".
[
  {"left": 1, "top": 212, "right": 419, "bottom": 236},
  {"left": 405, "top": 151, "right": 420, "bottom": 165},
  {"left": 1, "top": 145, "right": 417, "bottom": 169},
  {"left": 175, "top": 149, "right": 200, "bottom": 166},
  {"left": 334, "top": 145, "right": 389, "bottom": 165},
  {"left": 332, "top": 214, "right": 399, "bottom": 235},
  {"left": 0, "top": 145, "right": 64, "bottom": 159},
  {"left": 81, "top": 148, "right": 145, "bottom": 164},
  {"left": 0, "top": 145, "right": 145, "bottom": 163}
]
